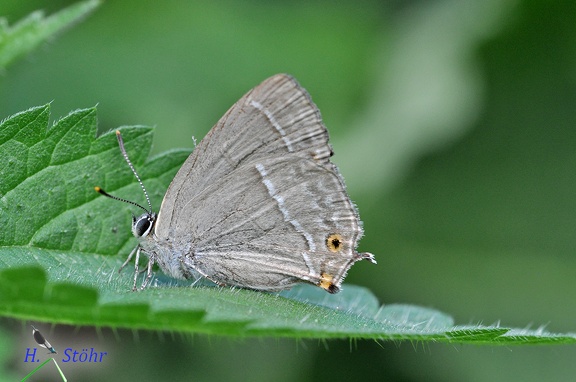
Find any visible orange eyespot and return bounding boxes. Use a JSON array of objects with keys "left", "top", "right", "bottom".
[
  {"left": 326, "top": 233, "right": 343, "bottom": 252},
  {"left": 319, "top": 273, "right": 338, "bottom": 293}
]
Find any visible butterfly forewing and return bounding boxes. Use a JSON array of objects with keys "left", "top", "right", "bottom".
[{"left": 156, "top": 74, "right": 331, "bottom": 235}]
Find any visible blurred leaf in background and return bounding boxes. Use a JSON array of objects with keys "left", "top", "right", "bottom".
[{"left": 1, "top": 0, "right": 576, "bottom": 381}]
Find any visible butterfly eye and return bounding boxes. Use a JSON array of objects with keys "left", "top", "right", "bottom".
[{"left": 132, "top": 213, "right": 156, "bottom": 237}]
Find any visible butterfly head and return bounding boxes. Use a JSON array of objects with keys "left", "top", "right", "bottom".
[{"left": 132, "top": 211, "right": 157, "bottom": 238}]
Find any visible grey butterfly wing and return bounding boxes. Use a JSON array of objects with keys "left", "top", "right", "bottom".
[
  {"left": 169, "top": 155, "right": 368, "bottom": 292},
  {"left": 156, "top": 74, "right": 332, "bottom": 233},
  {"left": 154, "top": 74, "right": 374, "bottom": 292}
]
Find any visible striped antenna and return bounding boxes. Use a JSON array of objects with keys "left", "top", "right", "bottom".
[{"left": 94, "top": 130, "right": 152, "bottom": 213}]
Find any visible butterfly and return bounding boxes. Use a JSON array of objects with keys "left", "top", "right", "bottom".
[{"left": 96, "top": 74, "right": 375, "bottom": 293}]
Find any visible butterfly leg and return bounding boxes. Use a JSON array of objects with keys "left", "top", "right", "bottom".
[
  {"left": 131, "top": 246, "right": 142, "bottom": 291},
  {"left": 139, "top": 255, "right": 155, "bottom": 290},
  {"left": 119, "top": 245, "right": 138, "bottom": 273}
]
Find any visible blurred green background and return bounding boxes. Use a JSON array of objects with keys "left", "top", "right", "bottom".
[{"left": 2, "top": 0, "right": 576, "bottom": 380}]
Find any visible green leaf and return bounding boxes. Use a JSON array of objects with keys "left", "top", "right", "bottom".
[
  {"left": 1, "top": 104, "right": 575, "bottom": 344},
  {"left": 0, "top": 0, "right": 101, "bottom": 69}
]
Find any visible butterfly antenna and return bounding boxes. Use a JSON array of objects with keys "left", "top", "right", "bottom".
[
  {"left": 94, "top": 186, "right": 149, "bottom": 213},
  {"left": 93, "top": 130, "right": 153, "bottom": 213},
  {"left": 114, "top": 130, "right": 153, "bottom": 212}
]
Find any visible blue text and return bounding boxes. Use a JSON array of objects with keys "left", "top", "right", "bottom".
[{"left": 62, "top": 348, "right": 107, "bottom": 363}]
